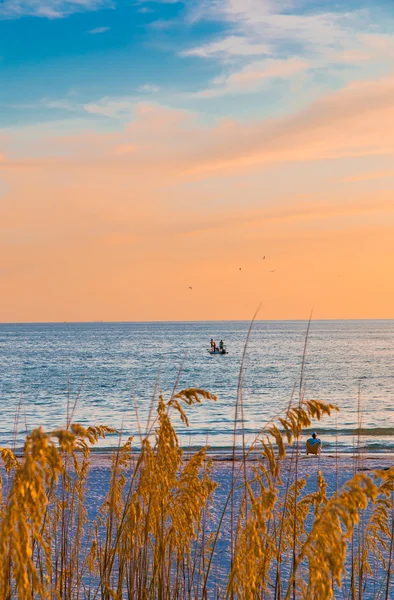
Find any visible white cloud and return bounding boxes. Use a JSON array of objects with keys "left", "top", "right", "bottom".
[
  {"left": 180, "top": 1, "right": 394, "bottom": 102},
  {"left": 83, "top": 97, "right": 136, "bottom": 117},
  {"left": 193, "top": 57, "right": 308, "bottom": 98},
  {"left": 83, "top": 91, "right": 162, "bottom": 118},
  {"left": 10, "top": 97, "right": 80, "bottom": 112},
  {"left": 187, "top": 1, "right": 367, "bottom": 56},
  {"left": 13, "top": 91, "right": 157, "bottom": 119},
  {"left": 88, "top": 26, "right": 110, "bottom": 34},
  {"left": 181, "top": 36, "right": 271, "bottom": 59},
  {"left": 0, "top": 0, "right": 111, "bottom": 19},
  {"left": 138, "top": 84, "right": 160, "bottom": 93}
]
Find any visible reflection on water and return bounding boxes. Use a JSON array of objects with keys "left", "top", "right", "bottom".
[{"left": 0, "top": 320, "right": 393, "bottom": 451}]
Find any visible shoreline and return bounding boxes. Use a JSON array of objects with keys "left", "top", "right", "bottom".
[
  {"left": 10, "top": 447, "right": 394, "bottom": 460},
  {"left": 19, "top": 450, "right": 391, "bottom": 470}
]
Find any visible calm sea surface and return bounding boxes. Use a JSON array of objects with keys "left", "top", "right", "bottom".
[{"left": 0, "top": 320, "right": 393, "bottom": 451}]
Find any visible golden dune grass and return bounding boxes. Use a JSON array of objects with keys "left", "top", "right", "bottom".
[{"left": 0, "top": 389, "right": 393, "bottom": 599}]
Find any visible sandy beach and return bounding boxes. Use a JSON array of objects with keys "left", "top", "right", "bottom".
[
  {"left": 71, "top": 450, "right": 394, "bottom": 596},
  {"left": 82, "top": 450, "right": 394, "bottom": 526},
  {"left": 82, "top": 450, "right": 394, "bottom": 498}
]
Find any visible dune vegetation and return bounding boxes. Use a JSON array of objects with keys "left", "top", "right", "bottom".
[{"left": 0, "top": 387, "right": 394, "bottom": 599}]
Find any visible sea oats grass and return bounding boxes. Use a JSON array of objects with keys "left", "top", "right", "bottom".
[{"left": 0, "top": 389, "right": 393, "bottom": 599}]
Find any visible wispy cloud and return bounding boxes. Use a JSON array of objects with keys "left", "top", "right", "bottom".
[
  {"left": 193, "top": 57, "right": 308, "bottom": 98},
  {"left": 10, "top": 97, "right": 80, "bottom": 112},
  {"left": 83, "top": 88, "right": 159, "bottom": 117},
  {"left": 344, "top": 170, "right": 394, "bottom": 183},
  {"left": 88, "top": 26, "right": 110, "bottom": 34},
  {"left": 138, "top": 84, "right": 160, "bottom": 93},
  {"left": 181, "top": 1, "right": 394, "bottom": 101},
  {"left": 12, "top": 90, "right": 158, "bottom": 118},
  {"left": 114, "top": 143, "right": 137, "bottom": 155},
  {"left": 181, "top": 36, "right": 272, "bottom": 59},
  {"left": 186, "top": 0, "right": 355, "bottom": 52},
  {"left": 40, "top": 97, "right": 78, "bottom": 111},
  {"left": 2, "top": 67, "right": 394, "bottom": 321},
  {"left": 0, "top": 0, "right": 111, "bottom": 19},
  {"left": 83, "top": 97, "right": 136, "bottom": 118},
  {"left": 3, "top": 73, "right": 394, "bottom": 179}
]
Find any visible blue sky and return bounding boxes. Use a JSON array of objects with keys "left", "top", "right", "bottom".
[{"left": 1, "top": 0, "right": 394, "bottom": 129}]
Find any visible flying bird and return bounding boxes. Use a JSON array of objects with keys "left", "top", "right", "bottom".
[
  {"left": 262, "top": 256, "right": 266, "bottom": 260},
  {"left": 239, "top": 268, "right": 242, "bottom": 271},
  {"left": 269, "top": 270, "right": 276, "bottom": 273},
  {"left": 188, "top": 286, "right": 193, "bottom": 289}
]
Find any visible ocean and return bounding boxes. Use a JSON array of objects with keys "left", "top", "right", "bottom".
[{"left": 1, "top": 320, "right": 393, "bottom": 452}]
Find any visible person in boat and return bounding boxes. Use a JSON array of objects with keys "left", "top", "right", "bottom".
[
  {"left": 210, "top": 339, "right": 216, "bottom": 351},
  {"left": 219, "top": 340, "right": 224, "bottom": 352},
  {"left": 306, "top": 432, "right": 322, "bottom": 455}
]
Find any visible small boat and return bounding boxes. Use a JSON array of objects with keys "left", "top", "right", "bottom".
[{"left": 207, "top": 347, "right": 228, "bottom": 355}]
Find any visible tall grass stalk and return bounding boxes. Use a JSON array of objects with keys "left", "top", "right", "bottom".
[{"left": 1, "top": 374, "right": 394, "bottom": 597}]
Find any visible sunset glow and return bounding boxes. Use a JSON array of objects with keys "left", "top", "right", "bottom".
[{"left": 1, "top": 0, "right": 394, "bottom": 322}]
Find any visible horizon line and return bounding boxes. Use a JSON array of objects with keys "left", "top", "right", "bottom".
[{"left": 1, "top": 318, "right": 394, "bottom": 326}]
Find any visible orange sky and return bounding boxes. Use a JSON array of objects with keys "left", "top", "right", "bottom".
[{"left": 1, "top": 78, "right": 394, "bottom": 322}]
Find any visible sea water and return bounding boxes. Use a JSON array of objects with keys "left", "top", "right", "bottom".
[{"left": 0, "top": 320, "right": 393, "bottom": 452}]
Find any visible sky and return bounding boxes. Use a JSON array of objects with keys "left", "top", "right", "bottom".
[{"left": 1, "top": 0, "right": 394, "bottom": 322}]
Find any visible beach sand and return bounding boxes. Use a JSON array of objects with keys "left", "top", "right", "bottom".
[
  {"left": 83, "top": 451, "right": 394, "bottom": 501},
  {"left": 83, "top": 451, "right": 394, "bottom": 587}
]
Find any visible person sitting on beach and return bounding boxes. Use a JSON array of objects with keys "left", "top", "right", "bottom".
[{"left": 306, "top": 432, "right": 322, "bottom": 455}]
